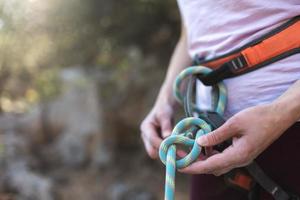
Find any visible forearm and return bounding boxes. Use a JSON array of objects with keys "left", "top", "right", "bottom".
[
  {"left": 272, "top": 79, "right": 300, "bottom": 128},
  {"left": 157, "top": 26, "right": 192, "bottom": 106}
]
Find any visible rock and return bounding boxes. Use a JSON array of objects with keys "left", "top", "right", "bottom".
[
  {"left": 5, "top": 162, "right": 53, "bottom": 200},
  {"left": 0, "top": 131, "right": 30, "bottom": 166},
  {"left": 110, "top": 183, "right": 129, "bottom": 200},
  {"left": 0, "top": 64, "right": 166, "bottom": 199},
  {"left": 0, "top": 128, "right": 54, "bottom": 200},
  {"left": 110, "top": 183, "right": 155, "bottom": 200},
  {"left": 55, "top": 131, "right": 89, "bottom": 167},
  {"left": 0, "top": 67, "right": 107, "bottom": 199},
  {"left": 0, "top": 114, "right": 21, "bottom": 134},
  {"left": 0, "top": 67, "right": 114, "bottom": 169},
  {"left": 47, "top": 68, "right": 108, "bottom": 167}
]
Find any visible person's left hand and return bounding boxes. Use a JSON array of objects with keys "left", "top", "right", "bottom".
[{"left": 179, "top": 103, "right": 291, "bottom": 176}]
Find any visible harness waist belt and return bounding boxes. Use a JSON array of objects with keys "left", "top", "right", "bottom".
[{"left": 196, "top": 15, "right": 300, "bottom": 85}]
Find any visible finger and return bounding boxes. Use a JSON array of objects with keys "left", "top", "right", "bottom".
[
  {"left": 204, "top": 147, "right": 214, "bottom": 156},
  {"left": 179, "top": 146, "right": 238, "bottom": 174},
  {"left": 176, "top": 148, "right": 208, "bottom": 160},
  {"left": 176, "top": 149, "right": 187, "bottom": 158},
  {"left": 143, "top": 136, "right": 158, "bottom": 159},
  {"left": 197, "top": 119, "right": 239, "bottom": 147},
  {"left": 141, "top": 131, "right": 157, "bottom": 158},
  {"left": 212, "top": 167, "right": 232, "bottom": 176},
  {"left": 141, "top": 122, "right": 162, "bottom": 149},
  {"left": 198, "top": 153, "right": 207, "bottom": 161},
  {"left": 160, "top": 117, "right": 173, "bottom": 138}
]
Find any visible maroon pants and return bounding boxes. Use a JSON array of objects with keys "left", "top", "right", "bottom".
[{"left": 191, "top": 122, "right": 300, "bottom": 200}]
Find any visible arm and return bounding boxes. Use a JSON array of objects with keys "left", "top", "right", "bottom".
[
  {"left": 180, "top": 80, "right": 300, "bottom": 175},
  {"left": 158, "top": 26, "right": 192, "bottom": 107},
  {"left": 140, "top": 25, "right": 192, "bottom": 159}
]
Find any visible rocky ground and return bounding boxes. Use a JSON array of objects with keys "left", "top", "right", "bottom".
[
  {"left": 0, "top": 146, "right": 189, "bottom": 200},
  {"left": 0, "top": 67, "right": 189, "bottom": 200}
]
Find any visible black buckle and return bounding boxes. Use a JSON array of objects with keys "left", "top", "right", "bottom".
[
  {"left": 228, "top": 55, "right": 248, "bottom": 71},
  {"left": 196, "top": 55, "right": 248, "bottom": 86},
  {"left": 198, "top": 111, "right": 231, "bottom": 152},
  {"left": 198, "top": 111, "right": 225, "bottom": 130},
  {"left": 196, "top": 63, "right": 232, "bottom": 86}
]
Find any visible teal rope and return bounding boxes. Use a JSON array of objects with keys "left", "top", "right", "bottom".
[{"left": 159, "top": 66, "right": 227, "bottom": 200}]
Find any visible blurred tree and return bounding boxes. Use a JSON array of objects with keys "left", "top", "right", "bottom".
[{"left": 0, "top": 0, "right": 180, "bottom": 112}]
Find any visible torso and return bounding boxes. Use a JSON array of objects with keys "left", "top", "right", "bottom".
[{"left": 177, "top": 0, "right": 300, "bottom": 118}]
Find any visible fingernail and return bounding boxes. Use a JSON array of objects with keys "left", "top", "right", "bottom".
[
  {"left": 197, "top": 136, "right": 208, "bottom": 146},
  {"left": 162, "top": 131, "right": 171, "bottom": 138}
]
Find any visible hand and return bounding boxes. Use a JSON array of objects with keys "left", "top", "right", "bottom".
[
  {"left": 140, "top": 96, "right": 176, "bottom": 159},
  {"left": 179, "top": 103, "right": 291, "bottom": 176}
]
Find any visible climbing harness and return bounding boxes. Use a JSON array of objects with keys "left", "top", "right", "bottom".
[
  {"left": 159, "top": 15, "right": 300, "bottom": 200},
  {"left": 195, "top": 15, "right": 300, "bottom": 86}
]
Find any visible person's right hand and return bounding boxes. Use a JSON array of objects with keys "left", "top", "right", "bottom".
[{"left": 140, "top": 98, "right": 176, "bottom": 159}]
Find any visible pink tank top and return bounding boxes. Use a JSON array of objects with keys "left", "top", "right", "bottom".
[{"left": 177, "top": 0, "right": 300, "bottom": 118}]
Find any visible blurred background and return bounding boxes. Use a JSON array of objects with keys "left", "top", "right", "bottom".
[{"left": 0, "top": 0, "right": 190, "bottom": 199}]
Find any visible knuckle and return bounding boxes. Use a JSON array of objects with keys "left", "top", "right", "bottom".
[
  {"left": 140, "top": 121, "right": 155, "bottom": 134},
  {"left": 163, "top": 117, "right": 171, "bottom": 125},
  {"left": 140, "top": 112, "right": 156, "bottom": 129},
  {"left": 235, "top": 151, "right": 245, "bottom": 164},
  {"left": 207, "top": 133, "right": 220, "bottom": 145},
  {"left": 157, "top": 110, "right": 171, "bottom": 120},
  {"left": 222, "top": 159, "right": 232, "bottom": 169},
  {"left": 214, "top": 168, "right": 230, "bottom": 176},
  {"left": 148, "top": 149, "right": 157, "bottom": 159},
  {"left": 213, "top": 172, "right": 222, "bottom": 176},
  {"left": 236, "top": 147, "right": 251, "bottom": 165},
  {"left": 241, "top": 144, "right": 251, "bottom": 158},
  {"left": 243, "top": 148, "right": 251, "bottom": 159},
  {"left": 148, "top": 135, "right": 160, "bottom": 148},
  {"left": 200, "top": 166, "right": 211, "bottom": 174},
  {"left": 227, "top": 116, "right": 241, "bottom": 131},
  {"left": 140, "top": 120, "right": 147, "bottom": 131}
]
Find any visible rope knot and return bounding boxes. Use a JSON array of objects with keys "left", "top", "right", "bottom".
[{"left": 159, "top": 117, "right": 211, "bottom": 169}]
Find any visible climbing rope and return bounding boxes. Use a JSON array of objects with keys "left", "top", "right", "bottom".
[{"left": 159, "top": 66, "right": 227, "bottom": 200}]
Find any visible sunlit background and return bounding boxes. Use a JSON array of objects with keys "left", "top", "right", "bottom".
[{"left": 0, "top": 0, "right": 190, "bottom": 199}]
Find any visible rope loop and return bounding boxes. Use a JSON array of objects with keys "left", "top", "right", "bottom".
[
  {"left": 173, "top": 66, "right": 227, "bottom": 115},
  {"left": 159, "top": 66, "right": 227, "bottom": 200},
  {"left": 159, "top": 117, "right": 211, "bottom": 169}
]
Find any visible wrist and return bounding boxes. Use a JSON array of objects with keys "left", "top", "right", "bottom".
[
  {"left": 272, "top": 80, "right": 300, "bottom": 125},
  {"left": 157, "top": 82, "right": 178, "bottom": 107},
  {"left": 270, "top": 98, "right": 300, "bottom": 129}
]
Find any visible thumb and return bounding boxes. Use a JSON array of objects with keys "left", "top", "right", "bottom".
[
  {"left": 197, "top": 120, "right": 237, "bottom": 146},
  {"left": 161, "top": 118, "right": 173, "bottom": 138}
]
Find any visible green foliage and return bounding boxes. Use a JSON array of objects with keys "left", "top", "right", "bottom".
[
  {"left": 0, "top": 0, "right": 180, "bottom": 112},
  {"left": 35, "top": 68, "right": 62, "bottom": 101}
]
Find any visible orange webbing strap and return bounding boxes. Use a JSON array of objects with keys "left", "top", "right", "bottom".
[
  {"left": 197, "top": 15, "right": 300, "bottom": 85},
  {"left": 224, "top": 168, "right": 255, "bottom": 191},
  {"left": 241, "top": 19, "right": 300, "bottom": 70},
  {"left": 203, "top": 53, "right": 240, "bottom": 70}
]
